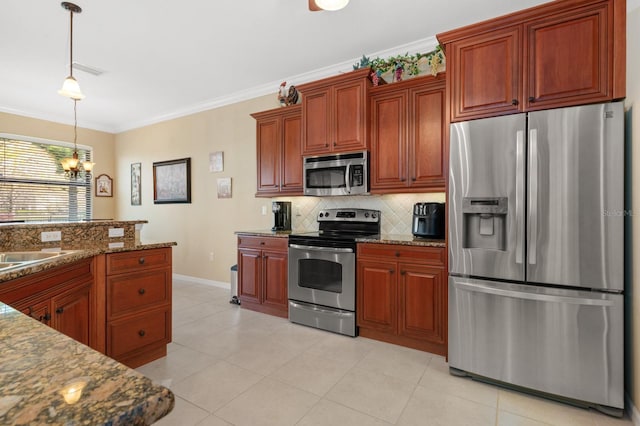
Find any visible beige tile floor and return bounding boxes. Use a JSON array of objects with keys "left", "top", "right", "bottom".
[{"left": 138, "top": 279, "right": 633, "bottom": 426}]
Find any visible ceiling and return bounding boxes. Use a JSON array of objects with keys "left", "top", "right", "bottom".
[{"left": 4, "top": 0, "right": 622, "bottom": 134}]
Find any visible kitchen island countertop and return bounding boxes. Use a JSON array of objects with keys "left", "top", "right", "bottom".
[{"left": 0, "top": 301, "right": 174, "bottom": 425}]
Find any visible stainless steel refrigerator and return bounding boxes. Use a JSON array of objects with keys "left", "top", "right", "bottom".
[{"left": 448, "top": 101, "right": 624, "bottom": 415}]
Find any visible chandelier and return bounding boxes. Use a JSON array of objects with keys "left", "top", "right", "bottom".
[
  {"left": 60, "top": 100, "right": 94, "bottom": 178},
  {"left": 58, "top": 2, "right": 94, "bottom": 178}
]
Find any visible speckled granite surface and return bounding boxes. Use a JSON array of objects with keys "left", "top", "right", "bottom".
[
  {"left": 357, "top": 234, "right": 446, "bottom": 248},
  {"left": 0, "top": 240, "right": 176, "bottom": 284},
  {"left": 0, "top": 302, "right": 174, "bottom": 425},
  {"left": 234, "top": 230, "right": 292, "bottom": 238},
  {"left": 235, "top": 230, "right": 447, "bottom": 247}
]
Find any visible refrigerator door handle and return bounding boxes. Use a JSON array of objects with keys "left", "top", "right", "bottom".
[
  {"left": 453, "top": 281, "right": 615, "bottom": 307},
  {"left": 515, "top": 130, "right": 524, "bottom": 264},
  {"left": 528, "top": 129, "right": 538, "bottom": 265}
]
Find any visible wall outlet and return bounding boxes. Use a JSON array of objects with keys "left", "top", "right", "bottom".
[
  {"left": 108, "top": 227, "right": 125, "bottom": 238},
  {"left": 209, "top": 252, "right": 214, "bottom": 262},
  {"left": 41, "top": 231, "right": 62, "bottom": 242},
  {"left": 261, "top": 205, "right": 267, "bottom": 215}
]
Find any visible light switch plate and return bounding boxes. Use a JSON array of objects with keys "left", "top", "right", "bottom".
[
  {"left": 41, "top": 231, "right": 62, "bottom": 242},
  {"left": 108, "top": 228, "right": 125, "bottom": 238}
]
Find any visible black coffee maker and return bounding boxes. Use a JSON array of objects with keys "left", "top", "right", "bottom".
[
  {"left": 412, "top": 202, "right": 445, "bottom": 239},
  {"left": 272, "top": 201, "right": 292, "bottom": 231}
]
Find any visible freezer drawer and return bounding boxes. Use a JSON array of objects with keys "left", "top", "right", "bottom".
[{"left": 448, "top": 276, "right": 623, "bottom": 409}]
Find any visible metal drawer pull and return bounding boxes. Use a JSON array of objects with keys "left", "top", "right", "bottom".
[
  {"left": 138, "top": 330, "right": 146, "bottom": 337},
  {"left": 56, "top": 307, "right": 64, "bottom": 314},
  {"left": 138, "top": 288, "right": 146, "bottom": 295},
  {"left": 138, "top": 257, "right": 145, "bottom": 264}
]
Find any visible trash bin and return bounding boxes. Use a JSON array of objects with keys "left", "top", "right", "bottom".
[{"left": 229, "top": 264, "right": 240, "bottom": 305}]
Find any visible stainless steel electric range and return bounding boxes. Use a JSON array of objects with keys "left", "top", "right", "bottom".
[{"left": 288, "top": 208, "right": 381, "bottom": 336}]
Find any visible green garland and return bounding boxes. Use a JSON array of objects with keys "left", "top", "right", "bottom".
[{"left": 353, "top": 45, "right": 445, "bottom": 78}]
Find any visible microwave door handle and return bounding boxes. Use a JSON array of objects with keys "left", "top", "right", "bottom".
[{"left": 345, "top": 163, "right": 351, "bottom": 194}]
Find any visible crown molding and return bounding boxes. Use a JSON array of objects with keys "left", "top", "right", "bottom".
[{"left": 113, "top": 36, "right": 440, "bottom": 133}]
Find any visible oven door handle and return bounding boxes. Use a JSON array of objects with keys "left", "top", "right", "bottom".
[{"left": 289, "top": 244, "right": 354, "bottom": 253}]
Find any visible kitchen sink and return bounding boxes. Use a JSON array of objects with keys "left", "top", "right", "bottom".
[{"left": 0, "top": 250, "right": 79, "bottom": 272}]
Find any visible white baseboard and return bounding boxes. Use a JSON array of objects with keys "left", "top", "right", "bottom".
[
  {"left": 172, "top": 273, "right": 230, "bottom": 290},
  {"left": 627, "top": 393, "right": 640, "bottom": 425}
]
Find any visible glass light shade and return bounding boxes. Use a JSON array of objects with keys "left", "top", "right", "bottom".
[
  {"left": 82, "top": 161, "right": 95, "bottom": 173},
  {"left": 315, "top": 0, "right": 349, "bottom": 11},
  {"left": 58, "top": 76, "right": 85, "bottom": 100}
]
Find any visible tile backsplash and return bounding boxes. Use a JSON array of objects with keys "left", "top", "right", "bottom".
[{"left": 275, "top": 193, "right": 445, "bottom": 234}]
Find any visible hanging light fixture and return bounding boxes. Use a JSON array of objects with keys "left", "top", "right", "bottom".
[
  {"left": 60, "top": 100, "right": 94, "bottom": 178},
  {"left": 58, "top": 2, "right": 85, "bottom": 100},
  {"left": 312, "top": 0, "right": 350, "bottom": 11}
]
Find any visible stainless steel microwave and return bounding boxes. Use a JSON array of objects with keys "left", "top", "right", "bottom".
[{"left": 303, "top": 151, "right": 369, "bottom": 196}]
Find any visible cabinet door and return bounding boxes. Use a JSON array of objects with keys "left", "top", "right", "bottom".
[
  {"left": 449, "top": 25, "right": 522, "bottom": 121},
  {"left": 262, "top": 250, "right": 288, "bottom": 310},
  {"left": 52, "top": 283, "right": 91, "bottom": 345},
  {"left": 238, "top": 248, "right": 262, "bottom": 304},
  {"left": 333, "top": 79, "right": 367, "bottom": 152},
  {"left": 256, "top": 117, "right": 281, "bottom": 194},
  {"left": 398, "top": 264, "right": 445, "bottom": 345},
  {"left": 281, "top": 111, "right": 303, "bottom": 193},
  {"left": 410, "top": 83, "right": 446, "bottom": 190},
  {"left": 357, "top": 259, "right": 397, "bottom": 333},
  {"left": 370, "top": 90, "right": 407, "bottom": 190},
  {"left": 302, "top": 87, "right": 332, "bottom": 155},
  {"left": 525, "top": 3, "right": 610, "bottom": 110},
  {"left": 20, "top": 300, "right": 51, "bottom": 325}
]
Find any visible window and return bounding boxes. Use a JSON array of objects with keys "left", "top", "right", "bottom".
[{"left": 0, "top": 134, "right": 93, "bottom": 222}]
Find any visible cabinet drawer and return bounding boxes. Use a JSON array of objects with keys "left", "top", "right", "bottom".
[
  {"left": 107, "top": 269, "right": 170, "bottom": 318},
  {"left": 106, "top": 248, "right": 171, "bottom": 275},
  {"left": 108, "top": 309, "right": 169, "bottom": 358},
  {"left": 358, "top": 243, "right": 445, "bottom": 266},
  {"left": 237, "top": 235, "right": 288, "bottom": 251}
]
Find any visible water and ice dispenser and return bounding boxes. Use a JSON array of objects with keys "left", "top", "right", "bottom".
[{"left": 462, "top": 197, "right": 507, "bottom": 250}]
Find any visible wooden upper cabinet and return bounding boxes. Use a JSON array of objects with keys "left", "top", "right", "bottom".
[
  {"left": 438, "top": 0, "right": 625, "bottom": 122},
  {"left": 252, "top": 105, "right": 303, "bottom": 197},
  {"left": 525, "top": 3, "right": 612, "bottom": 110},
  {"left": 370, "top": 74, "right": 446, "bottom": 193},
  {"left": 298, "top": 68, "right": 371, "bottom": 156},
  {"left": 447, "top": 26, "right": 522, "bottom": 120}
]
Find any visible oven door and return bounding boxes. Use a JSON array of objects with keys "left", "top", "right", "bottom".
[{"left": 288, "top": 243, "right": 355, "bottom": 311}]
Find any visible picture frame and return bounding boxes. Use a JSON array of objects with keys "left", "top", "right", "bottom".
[
  {"left": 153, "top": 158, "right": 191, "bottom": 204},
  {"left": 95, "top": 174, "right": 113, "bottom": 197},
  {"left": 217, "top": 177, "right": 232, "bottom": 198},
  {"left": 131, "top": 163, "right": 141, "bottom": 206},
  {"left": 209, "top": 151, "right": 224, "bottom": 173}
]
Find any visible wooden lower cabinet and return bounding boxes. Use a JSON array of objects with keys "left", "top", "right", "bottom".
[
  {"left": 0, "top": 258, "right": 96, "bottom": 348},
  {"left": 105, "top": 247, "right": 172, "bottom": 368},
  {"left": 357, "top": 243, "right": 447, "bottom": 356},
  {"left": 237, "top": 235, "right": 288, "bottom": 318}
]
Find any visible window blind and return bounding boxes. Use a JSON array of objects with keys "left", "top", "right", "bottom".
[{"left": 0, "top": 136, "right": 93, "bottom": 222}]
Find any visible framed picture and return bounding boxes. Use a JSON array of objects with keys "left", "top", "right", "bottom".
[
  {"left": 153, "top": 158, "right": 192, "bottom": 204},
  {"left": 95, "top": 174, "right": 113, "bottom": 197},
  {"left": 217, "top": 177, "right": 232, "bottom": 198},
  {"left": 131, "top": 163, "right": 141, "bottom": 206},
  {"left": 209, "top": 151, "right": 224, "bottom": 172}
]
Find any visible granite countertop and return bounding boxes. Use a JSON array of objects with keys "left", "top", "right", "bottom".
[
  {"left": 0, "top": 240, "right": 177, "bottom": 284},
  {"left": 235, "top": 230, "right": 446, "bottom": 247},
  {"left": 357, "top": 234, "right": 446, "bottom": 248},
  {"left": 235, "top": 229, "right": 292, "bottom": 238},
  {"left": 0, "top": 220, "right": 148, "bottom": 230},
  {"left": 0, "top": 302, "right": 174, "bottom": 425}
]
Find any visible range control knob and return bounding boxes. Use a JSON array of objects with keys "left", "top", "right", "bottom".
[
  {"left": 319, "top": 213, "right": 324, "bottom": 218},
  {"left": 372, "top": 213, "right": 378, "bottom": 219},
  {"left": 325, "top": 212, "right": 330, "bottom": 217},
  {"left": 364, "top": 212, "right": 369, "bottom": 218}
]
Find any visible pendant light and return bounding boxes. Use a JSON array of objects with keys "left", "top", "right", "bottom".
[
  {"left": 312, "top": 0, "right": 350, "bottom": 11},
  {"left": 60, "top": 100, "right": 94, "bottom": 178},
  {"left": 58, "top": 2, "right": 85, "bottom": 100}
]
